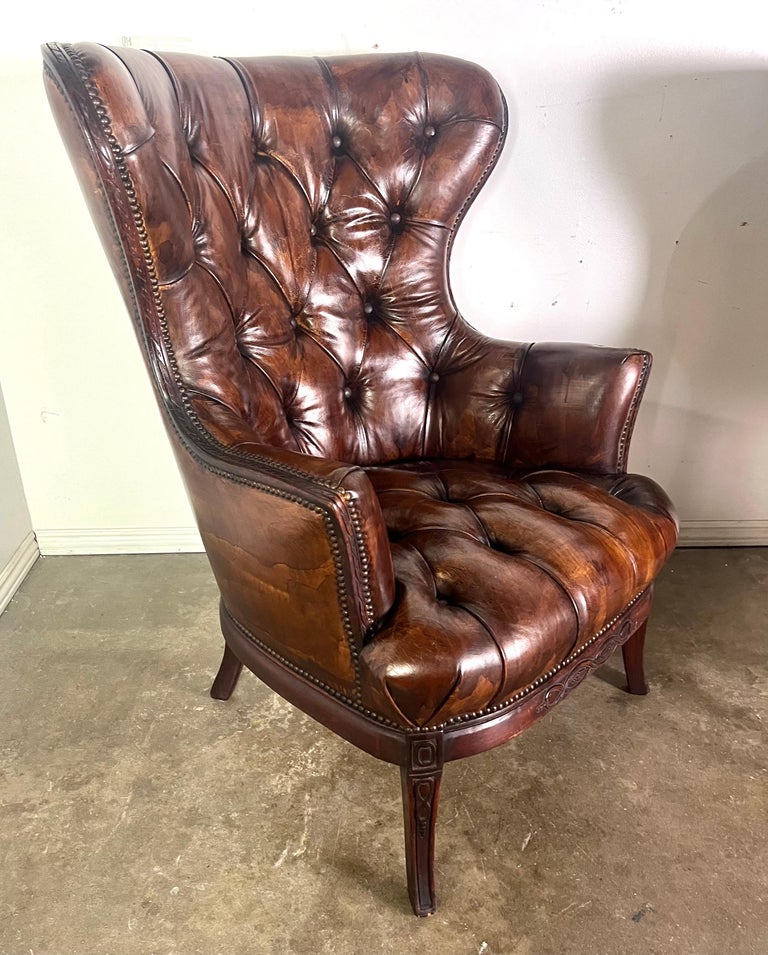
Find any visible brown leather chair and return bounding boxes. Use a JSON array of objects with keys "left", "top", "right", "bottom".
[{"left": 43, "top": 42, "right": 678, "bottom": 916}]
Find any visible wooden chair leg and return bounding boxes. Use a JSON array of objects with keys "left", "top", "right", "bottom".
[
  {"left": 622, "top": 619, "right": 649, "bottom": 695},
  {"left": 210, "top": 643, "right": 243, "bottom": 700},
  {"left": 401, "top": 736, "right": 443, "bottom": 916}
]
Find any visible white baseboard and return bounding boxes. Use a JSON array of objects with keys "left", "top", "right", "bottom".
[
  {"left": 0, "top": 531, "right": 40, "bottom": 614},
  {"left": 36, "top": 526, "right": 204, "bottom": 556},
  {"left": 31, "top": 520, "right": 768, "bottom": 558},
  {"left": 677, "top": 520, "right": 768, "bottom": 547}
]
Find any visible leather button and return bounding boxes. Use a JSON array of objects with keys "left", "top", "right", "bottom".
[
  {"left": 424, "top": 124, "right": 436, "bottom": 138},
  {"left": 511, "top": 391, "right": 524, "bottom": 405},
  {"left": 429, "top": 372, "right": 440, "bottom": 383},
  {"left": 289, "top": 317, "right": 298, "bottom": 328},
  {"left": 309, "top": 223, "right": 317, "bottom": 238},
  {"left": 331, "top": 134, "right": 343, "bottom": 150},
  {"left": 363, "top": 302, "right": 374, "bottom": 316},
  {"left": 343, "top": 386, "right": 353, "bottom": 399},
  {"left": 389, "top": 212, "right": 402, "bottom": 227}
]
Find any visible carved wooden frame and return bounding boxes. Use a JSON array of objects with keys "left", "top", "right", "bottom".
[{"left": 218, "top": 585, "right": 653, "bottom": 914}]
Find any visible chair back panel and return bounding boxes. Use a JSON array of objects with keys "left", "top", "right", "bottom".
[{"left": 56, "top": 44, "right": 507, "bottom": 463}]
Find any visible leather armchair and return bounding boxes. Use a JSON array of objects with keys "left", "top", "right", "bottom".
[{"left": 43, "top": 42, "right": 678, "bottom": 916}]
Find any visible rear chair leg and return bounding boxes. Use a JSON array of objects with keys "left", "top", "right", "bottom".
[
  {"left": 622, "top": 619, "right": 649, "bottom": 695},
  {"left": 210, "top": 643, "right": 243, "bottom": 700},
  {"left": 401, "top": 735, "right": 443, "bottom": 916}
]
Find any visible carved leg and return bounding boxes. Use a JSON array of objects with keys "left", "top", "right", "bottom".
[
  {"left": 400, "top": 735, "right": 443, "bottom": 917},
  {"left": 622, "top": 619, "right": 649, "bottom": 695},
  {"left": 210, "top": 643, "right": 243, "bottom": 700}
]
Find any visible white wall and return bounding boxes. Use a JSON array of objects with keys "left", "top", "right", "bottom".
[
  {"left": 0, "top": 382, "right": 36, "bottom": 611},
  {"left": 1, "top": 0, "right": 767, "bottom": 551}
]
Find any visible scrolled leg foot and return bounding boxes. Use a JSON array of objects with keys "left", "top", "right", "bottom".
[
  {"left": 210, "top": 643, "right": 243, "bottom": 700},
  {"left": 400, "top": 735, "right": 443, "bottom": 917},
  {"left": 622, "top": 619, "right": 649, "bottom": 695}
]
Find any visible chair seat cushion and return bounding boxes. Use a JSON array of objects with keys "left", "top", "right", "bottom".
[{"left": 358, "top": 460, "right": 677, "bottom": 728}]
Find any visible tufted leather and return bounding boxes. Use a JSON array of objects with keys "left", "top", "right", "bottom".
[
  {"left": 360, "top": 461, "right": 676, "bottom": 727},
  {"left": 43, "top": 42, "right": 678, "bottom": 729}
]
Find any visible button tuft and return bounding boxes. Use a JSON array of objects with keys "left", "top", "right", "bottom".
[
  {"left": 424, "top": 124, "right": 436, "bottom": 138},
  {"left": 343, "top": 386, "right": 353, "bottom": 399},
  {"left": 511, "top": 391, "right": 524, "bottom": 405},
  {"left": 363, "top": 302, "right": 374, "bottom": 316},
  {"left": 331, "top": 134, "right": 343, "bottom": 150},
  {"left": 429, "top": 372, "right": 440, "bottom": 383},
  {"left": 389, "top": 211, "right": 402, "bottom": 227}
]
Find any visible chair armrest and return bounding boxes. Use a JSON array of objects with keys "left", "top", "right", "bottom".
[
  {"left": 507, "top": 342, "right": 651, "bottom": 474},
  {"left": 432, "top": 336, "right": 650, "bottom": 474},
  {"left": 167, "top": 408, "right": 395, "bottom": 698}
]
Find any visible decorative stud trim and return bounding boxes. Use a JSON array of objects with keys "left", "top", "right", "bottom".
[
  {"left": 435, "top": 587, "right": 648, "bottom": 729},
  {"left": 223, "top": 604, "right": 396, "bottom": 725},
  {"left": 617, "top": 351, "right": 651, "bottom": 473},
  {"left": 54, "top": 43, "right": 377, "bottom": 689},
  {"left": 224, "top": 586, "right": 649, "bottom": 734}
]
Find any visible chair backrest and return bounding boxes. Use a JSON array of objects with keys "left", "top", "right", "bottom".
[{"left": 44, "top": 44, "right": 507, "bottom": 464}]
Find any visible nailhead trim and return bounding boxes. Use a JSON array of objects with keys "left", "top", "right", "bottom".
[
  {"left": 226, "top": 586, "right": 648, "bottom": 734},
  {"left": 63, "top": 41, "right": 376, "bottom": 485},
  {"left": 170, "top": 424, "right": 363, "bottom": 699},
  {"left": 224, "top": 604, "right": 398, "bottom": 726},
  {"left": 59, "top": 43, "right": 373, "bottom": 696},
  {"left": 344, "top": 493, "right": 376, "bottom": 627},
  {"left": 433, "top": 587, "right": 648, "bottom": 729},
  {"left": 617, "top": 351, "right": 651, "bottom": 472}
]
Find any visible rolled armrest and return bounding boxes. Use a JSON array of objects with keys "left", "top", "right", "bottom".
[
  {"left": 167, "top": 408, "right": 395, "bottom": 698},
  {"left": 431, "top": 334, "right": 650, "bottom": 474},
  {"left": 506, "top": 343, "right": 651, "bottom": 474}
]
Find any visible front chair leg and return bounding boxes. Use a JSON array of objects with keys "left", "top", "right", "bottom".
[
  {"left": 622, "top": 619, "right": 649, "bottom": 695},
  {"left": 400, "top": 735, "right": 444, "bottom": 916},
  {"left": 210, "top": 642, "right": 243, "bottom": 700}
]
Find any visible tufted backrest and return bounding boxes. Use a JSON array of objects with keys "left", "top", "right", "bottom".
[{"left": 46, "top": 44, "right": 507, "bottom": 465}]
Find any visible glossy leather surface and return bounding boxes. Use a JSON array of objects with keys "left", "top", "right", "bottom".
[
  {"left": 361, "top": 460, "right": 676, "bottom": 727},
  {"left": 43, "top": 42, "right": 678, "bottom": 730}
]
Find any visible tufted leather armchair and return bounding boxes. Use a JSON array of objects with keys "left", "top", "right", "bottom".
[{"left": 44, "top": 42, "right": 678, "bottom": 916}]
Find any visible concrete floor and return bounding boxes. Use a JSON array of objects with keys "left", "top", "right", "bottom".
[{"left": 0, "top": 549, "right": 765, "bottom": 955}]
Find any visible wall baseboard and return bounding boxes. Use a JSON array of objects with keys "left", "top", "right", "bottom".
[
  {"left": 33, "top": 520, "right": 768, "bottom": 557},
  {"left": 677, "top": 520, "right": 768, "bottom": 547},
  {"left": 0, "top": 531, "right": 40, "bottom": 614},
  {"left": 36, "top": 527, "right": 204, "bottom": 556}
]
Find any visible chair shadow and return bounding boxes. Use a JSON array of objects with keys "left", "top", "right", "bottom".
[{"left": 598, "top": 66, "right": 768, "bottom": 511}]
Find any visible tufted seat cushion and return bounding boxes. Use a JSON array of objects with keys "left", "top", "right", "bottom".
[{"left": 359, "top": 461, "right": 677, "bottom": 728}]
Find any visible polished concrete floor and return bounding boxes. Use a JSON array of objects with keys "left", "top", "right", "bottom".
[{"left": 0, "top": 548, "right": 766, "bottom": 954}]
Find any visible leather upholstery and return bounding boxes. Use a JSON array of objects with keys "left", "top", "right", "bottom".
[
  {"left": 361, "top": 461, "right": 676, "bottom": 727},
  {"left": 43, "top": 43, "right": 678, "bottom": 731}
]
